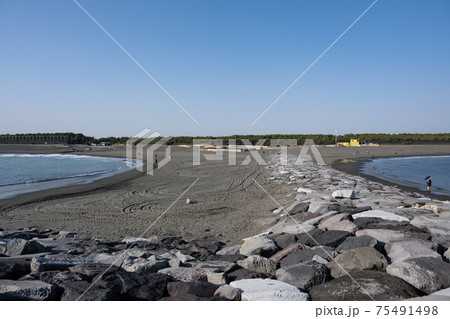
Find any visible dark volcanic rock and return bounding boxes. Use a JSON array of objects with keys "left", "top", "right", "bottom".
[
  {"left": 0, "top": 279, "right": 60, "bottom": 301},
  {"left": 6, "top": 238, "right": 47, "bottom": 256},
  {"left": 289, "top": 202, "right": 310, "bottom": 215},
  {"left": 183, "top": 240, "right": 224, "bottom": 255},
  {"left": 337, "top": 235, "right": 384, "bottom": 253},
  {"left": 337, "top": 206, "right": 372, "bottom": 215},
  {"left": 20, "top": 270, "right": 88, "bottom": 285},
  {"left": 60, "top": 281, "right": 120, "bottom": 301},
  {"left": 159, "top": 293, "right": 229, "bottom": 301},
  {"left": 227, "top": 268, "right": 275, "bottom": 282},
  {"left": 31, "top": 256, "right": 96, "bottom": 272},
  {"left": 276, "top": 261, "right": 330, "bottom": 291},
  {"left": 206, "top": 253, "right": 246, "bottom": 263},
  {"left": 309, "top": 271, "right": 422, "bottom": 301},
  {"left": 0, "top": 254, "right": 38, "bottom": 279},
  {"left": 0, "top": 262, "right": 32, "bottom": 280},
  {"left": 354, "top": 218, "right": 428, "bottom": 235},
  {"left": 167, "top": 281, "right": 219, "bottom": 297},
  {"left": 95, "top": 268, "right": 170, "bottom": 300},
  {"left": 274, "top": 234, "right": 297, "bottom": 249},
  {"left": 69, "top": 263, "right": 120, "bottom": 279},
  {"left": 279, "top": 246, "right": 336, "bottom": 268},
  {"left": 296, "top": 229, "right": 352, "bottom": 248},
  {"left": 0, "top": 230, "right": 47, "bottom": 240}
]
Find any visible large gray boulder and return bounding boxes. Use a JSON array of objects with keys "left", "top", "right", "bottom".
[
  {"left": 385, "top": 238, "right": 441, "bottom": 264},
  {"left": 216, "top": 245, "right": 240, "bottom": 255},
  {"left": 121, "top": 255, "right": 169, "bottom": 273},
  {"left": 192, "top": 260, "right": 237, "bottom": 273},
  {"left": 60, "top": 281, "right": 119, "bottom": 301},
  {"left": 286, "top": 202, "right": 310, "bottom": 215},
  {"left": 214, "top": 284, "right": 241, "bottom": 301},
  {"left": 158, "top": 267, "right": 219, "bottom": 282},
  {"left": 309, "top": 271, "right": 421, "bottom": 301},
  {"left": 230, "top": 278, "right": 309, "bottom": 301},
  {"left": 353, "top": 210, "right": 409, "bottom": 222},
  {"left": 237, "top": 255, "right": 277, "bottom": 275},
  {"left": 5, "top": 238, "right": 46, "bottom": 256},
  {"left": 355, "top": 229, "right": 408, "bottom": 244},
  {"left": 410, "top": 215, "right": 450, "bottom": 246},
  {"left": 280, "top": 246, "right": 336, "bottom": 268},
  {"left": 239, "top": 237, "right": 278, "bottom": 257},
  {"left": 318, "top": 213, "right": 351, "bottom": 230},
  {"left": 327, "top": 220, "right": 361, "bottom": 234},
  {"left": 327, "top": 247, "right": 388, "bottom": 278},
  {"left": 167, "top": 281, "right": 218, "bottom": 298},
  {"left": 337, "top": 235, "right": 382, "bottom": 253},
  {"left": 303, "top": 211, "right": 339, "bottom": 226},
  {"left": 0, "top": 280, "right": 59, "bottom": 301},
  {"left": 386, "top": 257, "right": 450, "bottom": 294},
  {"left": 273, "top": 233, "right": 297, "bottom": 249},
  {"left": 296, "top": 229, "right": 352, "bottom": 248},
  {"left": 276, "top": 261, "right": 330, "bottom": 291},
  {"left": 30, "top": 256, "right": 96, "bottom": 273}
]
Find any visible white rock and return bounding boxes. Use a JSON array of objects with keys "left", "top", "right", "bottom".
[
  {"left": 312, "top": 255, "right": 328, "bottom": 264},
  {"left": 432, "top": 287, "right": 450, "bottom": 297},
  {"left": 230, "top": 278, "right": 309, "bottom": 301},
  {"left": 297, "top": 187, "right": 313, "bottom": 194},
  {"left": 186, "top": 198, "right": 197, "bottom": 204},
  {"left": 121, "top": 255, "right": 169, "bottom": 273},
  {"left": 352, "top": 210, "right": 410, "bottom": 222},
  {"left": 332, "top": 190, "right": 356, "bottom": 199}
]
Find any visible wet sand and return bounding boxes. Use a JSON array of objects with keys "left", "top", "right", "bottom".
[
  {"left": 0, "top": 145, "right": 293, "bottom": 244},
  {"left": 1, "top": 144, "right": 449, "bottom": 244}
]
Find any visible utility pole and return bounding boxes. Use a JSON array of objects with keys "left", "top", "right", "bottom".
[{"left": 335, "top": 130, "right": 338, "bottom": 147}]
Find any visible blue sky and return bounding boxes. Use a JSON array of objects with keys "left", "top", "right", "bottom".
[{"left": 1, "top": 0, "right": 449, "bottom": 137}]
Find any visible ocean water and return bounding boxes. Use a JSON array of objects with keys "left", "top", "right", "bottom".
[
  {"left": 362, "top": 155, "right": 450, "bottom": 197},
  {"left": 0, "top": 154, "right": 141, "bottom": 200}
]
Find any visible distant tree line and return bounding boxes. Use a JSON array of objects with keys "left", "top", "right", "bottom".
[{"left": 1, "top": 133, "right": 450, "bottom": 146}]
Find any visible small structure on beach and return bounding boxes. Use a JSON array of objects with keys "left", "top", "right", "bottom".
[{"left": 338, "top": 139, "right": 360, "bottom": 147}]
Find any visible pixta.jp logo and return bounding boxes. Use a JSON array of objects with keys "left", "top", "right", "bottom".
[{"left": 126, "top": 129, "right": 171, "bottom": 175}]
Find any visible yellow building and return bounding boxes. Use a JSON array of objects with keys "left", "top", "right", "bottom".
[
  {"left": 338, "top": 138, "right": 360, "bottom": 147},
  {"left": 349, "top": 139, "right": 360, "bottom": 146}
]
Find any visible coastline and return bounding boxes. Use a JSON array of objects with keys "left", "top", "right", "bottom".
[
  {"left": 1, "top": 144, "right": 450, "bottom": 243},
  {"left": 1, "top": 146, "right": 450, "bottom": 301},
  {"left": 331, "top": 156, "right": 450, "bottom": 202}
]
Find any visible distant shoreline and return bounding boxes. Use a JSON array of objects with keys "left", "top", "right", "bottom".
[{"left": 331, "top": 156, "right": 450, "bottom": 201}]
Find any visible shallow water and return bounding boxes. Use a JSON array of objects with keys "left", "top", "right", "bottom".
[
  {"left": 0, "top": 154, "right": 141, "bottom": 199},
  {"left": 362, "top": 155, "right": 450, "bottom": 197}
]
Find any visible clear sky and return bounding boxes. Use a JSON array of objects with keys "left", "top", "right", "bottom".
[{"left": 1, "top": 0, "right": 449, "bottom": 138}]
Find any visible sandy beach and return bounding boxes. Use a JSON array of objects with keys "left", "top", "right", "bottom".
[{"left": 1, "top": 144, "right": 449, "bottom": 244}]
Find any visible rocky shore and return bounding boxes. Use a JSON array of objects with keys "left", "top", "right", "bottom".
[{"left": 1, "top": 154, "right": 450, "bottom": 301}]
